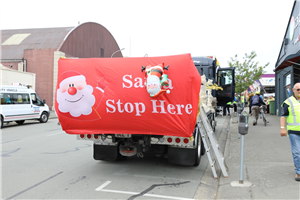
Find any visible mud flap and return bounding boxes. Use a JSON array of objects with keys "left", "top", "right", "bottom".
[
  {"left": 167, "top": 147, "right": 196, "bottom": 166},
  {"left": 94, "top": 144, "right": 126, "bottom": 161}
]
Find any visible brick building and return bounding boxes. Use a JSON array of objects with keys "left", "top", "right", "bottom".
[{"left": 1, "top": 22, "right": 123, "bottom": 110}]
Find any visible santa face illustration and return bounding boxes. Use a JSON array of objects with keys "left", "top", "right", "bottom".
[
  {"left": 146, "top": 75, "right": 161, "bottom": 96},
  {"left": 57, "top": 72, "right": 96, "bottom": 117},
  {"left": 142, "top": 63, "right": 170, "bottom": 98}
]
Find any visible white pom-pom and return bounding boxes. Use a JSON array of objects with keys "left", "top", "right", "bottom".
[{"left": 166, "top": 90, "right": 170, "bottom": 94}]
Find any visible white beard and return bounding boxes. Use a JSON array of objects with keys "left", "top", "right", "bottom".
[
  {"left": 57, "top": 85, "right": 95, "bottom": 117},
  {"left": 147, "top": 75, "right": 161, "bottom": 95}
]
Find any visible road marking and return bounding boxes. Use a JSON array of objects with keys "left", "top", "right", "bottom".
[
  {"left": 95, "top": 181, "right": 194, "bottom": 200},
  {"left": 47, "top": 131, "right": 65, "bottom": 136},
  {"left": 95, "top": 181, "right": 112, "bottom": 191},
  {"left": 6, "top": 171, "right": 63, "bottom": 200}
]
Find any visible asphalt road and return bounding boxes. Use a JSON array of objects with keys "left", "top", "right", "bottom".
[{"left": 1, "top": 117, "right": 225, "bottom": 200}]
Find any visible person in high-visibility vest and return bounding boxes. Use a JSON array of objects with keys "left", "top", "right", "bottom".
[
  {"left": 267, "top": 95, "right": 275, "bottom": 113},
  {"left": 233, "top": 94, "right": 238, "bottom": 113},
  {"left": 280, "top": 82, "right": 300, "bottom": 181},
  {"left": 223, "top": 101, "right": 232, "bottom": 116},
  {"left": 240, "top": 93, "right": 245, "bottom": 107}
]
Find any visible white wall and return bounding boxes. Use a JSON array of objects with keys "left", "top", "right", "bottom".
[{"left": 0, "top": 65, "right": 36, "bottom": 90}]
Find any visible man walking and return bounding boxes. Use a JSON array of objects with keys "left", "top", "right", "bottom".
[
  {"left": 251, "top": 91, "right": 266, "bottom": 125},
  {"left": 280, "top": 82, "right": 300, "bottom": 181},
  {"left": 240, "top": 93, "right": 245, "bottom": 107}
]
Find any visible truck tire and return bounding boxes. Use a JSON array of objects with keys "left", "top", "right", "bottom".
[
  {"left": 194, "top": 130, "right": 201, "bottom": 166},
  {"left": 168, "top": 126, "right": 202, "bottom": 166},
  {"left": 39, "top": 112, "right": 48, "bottom": 123},
  {"left": 200, "top": 138, "right": 206, "bottom": 155},
  {"left": 211, "top": 114, "right": 216, "bottom": 132},
  {"left": 0, "top": 116, "right": 3, "bottom": 129}
]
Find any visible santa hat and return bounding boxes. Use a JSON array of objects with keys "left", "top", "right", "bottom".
[
  {"left": 58, "top": 71, "right": 86, "bottom": 88},
  {"left": 146, "top": 64, "right": 164, "bottom": 79}
]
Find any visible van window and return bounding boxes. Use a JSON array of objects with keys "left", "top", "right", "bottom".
[
  {"left": 31, "top": 93, "right": 44, "bottom": 106},
  {"left": 1, "top": 93, "right": 12, "bottom": 104},
  {"left": 22, "top": 94, "right": 30, "bottom": 104},
  {"left": 10, "top": 94, "right": 29, "bottom": 104}
]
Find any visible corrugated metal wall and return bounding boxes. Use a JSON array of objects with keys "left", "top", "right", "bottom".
[{"left": 59, "top": 22, "right": 122, "bottom": 58}]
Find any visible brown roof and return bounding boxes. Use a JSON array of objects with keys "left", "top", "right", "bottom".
[{"left": 1, "top": 27, "right": 74, "bottom": 59}]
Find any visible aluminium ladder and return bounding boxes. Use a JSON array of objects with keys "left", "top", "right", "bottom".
[{"left": 198, "top": 105, "right": 229, "bottom": 178}]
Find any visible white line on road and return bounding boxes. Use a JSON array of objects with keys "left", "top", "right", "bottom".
[
  {"left": 101, "top": 189, "right": 194, "bottom": 200},
  {"left": 95, "top": 181, "right": 194, "bottom": 200},
  {"left": 95, "top": 181, "right": 112, "bottom": 191},
  {"left": 47, "top": 131, "right": 65, "bottom": 136}
]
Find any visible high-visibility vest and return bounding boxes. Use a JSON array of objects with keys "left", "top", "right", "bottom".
[
  {"left": 227, "top": 101, "right": 232, "bottom": 105},
  {"left": 282, "top": 96, "right": 300, "bottom": 131},
  {"left": 268, "top": 98, "right": 275, "bottom": 105},
  {"left": 241, "top": 96, "right": 245, "bottom": 103}
]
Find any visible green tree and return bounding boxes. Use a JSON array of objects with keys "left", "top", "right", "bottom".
[{"left": 228, "top": 51, "right": 269, "bottom": 94}]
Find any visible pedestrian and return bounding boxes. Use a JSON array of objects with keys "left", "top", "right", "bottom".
[
  {"left": 251, "top": 91, "right": 266, "bottom": 125},
  {"left": 247, "top": 92, "right": 254, "bottom": 114},
  {"left": 267, "top": 95, "right": 275, "bottom": 113},
  {"left": 280, "top": 82, "right": 300, "bottom": 181},
  {"left": 240, "top": 93, "right": 245, "bottom": 107},
  {"left": 223, "top": 101, "right": 232, "bottom": 116},
  {"left": 233, "top": 93, "right": 238, "bottom": 113}
]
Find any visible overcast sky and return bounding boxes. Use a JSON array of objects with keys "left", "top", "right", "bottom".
[{"left": 0, "top": 0, "right": 295, "bottom": 73}]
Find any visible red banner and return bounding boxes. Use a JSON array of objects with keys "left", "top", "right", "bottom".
[{"left": 55, "top": 54, "right": 201, "bottom": 137}]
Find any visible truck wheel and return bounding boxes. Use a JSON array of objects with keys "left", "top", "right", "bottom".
[
  {"left": 210, "top": 113, "right": 216, "bottom": 132},
  {"left": 168, "top": 126, "right": 202, "bottom": 166},
  {"left": 0, "top": 116, "right": 3, "bottom": 129},
  {"left": 200, "top": 137, "right": 206, "bottom": 155},
  {"left": 39, "top": 112, "right": 48, "bottom": 123},
  {"left": 194, "top": 132, "right": 201, "bottom": 166},
  {"left": 16, "top": 120, "right": 25, "bottom": 125}
]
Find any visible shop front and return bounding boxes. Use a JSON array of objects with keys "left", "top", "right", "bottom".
[{"left": 275, "top": 1, "right": 300, "bottom": 115}]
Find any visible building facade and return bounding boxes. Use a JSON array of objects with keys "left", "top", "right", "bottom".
[
  {"left": 275, "top": 1, "right": 300, "bottom": 115},
  {"left": 1, "top": 22, "right": 123, "bottom": 110}
]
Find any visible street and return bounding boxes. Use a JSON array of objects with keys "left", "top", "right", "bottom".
[{"left": 1, "top": 117, "right": 225, "bottom": 200}]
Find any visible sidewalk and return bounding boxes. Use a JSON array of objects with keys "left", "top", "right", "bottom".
[
  {"left": 196, "top": 111, "right": 300, "bottom": 199},
  {"left": 49, "top": 110, "right": 57, "bottom": 119}
]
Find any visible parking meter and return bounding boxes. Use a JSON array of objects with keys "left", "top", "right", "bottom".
[
  {"left": 238, "top": 111, "right": 249, "bottom": 135},
  {"left": 237, "top": 106, "right": 243, "bottom": 114}
]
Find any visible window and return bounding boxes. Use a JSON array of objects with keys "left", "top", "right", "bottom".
[
  {"left": 285, "top": 74, "right": 292, "bottom": 97},
  {"left": 1, "top": 93, "right": 11, "bottom": 104},
  {"left": 22, "top": 94, "right": 30, "bottom": 104},
  {"left": 218, "top": 70, "right": 232, "bottom": 86},
  {"left": 30, "top": 93, "right": 44, "bottom": 106}
]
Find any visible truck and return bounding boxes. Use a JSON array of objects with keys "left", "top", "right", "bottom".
[
  {"left": 192, "top": 56, "right": 235, "bottom": 131},
  {"left": 55, "top": 54, "right": 235, "bottom": 166}
]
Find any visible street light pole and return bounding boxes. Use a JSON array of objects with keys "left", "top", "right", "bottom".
[{"left": 111, "top": 48, "right": 125, "bottom": 58}]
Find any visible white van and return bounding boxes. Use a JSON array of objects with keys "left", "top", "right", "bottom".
[{"left": 0, "top": 85, "right": 50, "bottom": 128}]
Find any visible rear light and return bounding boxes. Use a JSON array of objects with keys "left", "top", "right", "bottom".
[
  {"left": 87, "top": 134, "right": 92, "bottom": 139},
  {"left": 183, "top": 138, "right": 189, "bottom": 144},
  {"left": 94, "top": 135, "right": 98, "bottom": 139},
  {"left": 175, "top": 138, "right": 180, "bottom": 143},
  {"left": 80, "top": 134, "right": 85, "bottom": 138},
  {"left": 167, "top": 138, "right": 172, "bottom": 143}
]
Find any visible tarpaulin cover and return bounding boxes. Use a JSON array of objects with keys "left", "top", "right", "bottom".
[{"left": 55, "top": 54, "right": 201, "bottom": 137}]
